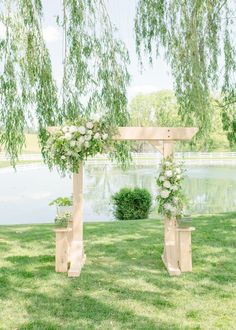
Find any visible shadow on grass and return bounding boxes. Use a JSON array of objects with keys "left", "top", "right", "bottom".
[{"left": 0, "top": 214, "right": 235, "bottom": 329}]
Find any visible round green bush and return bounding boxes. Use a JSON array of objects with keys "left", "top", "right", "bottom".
[{"left": 112, "top": 187, "right": 152, "bottom": 220}]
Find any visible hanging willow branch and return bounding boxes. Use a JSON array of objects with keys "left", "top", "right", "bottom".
[
  {"left": 135, "top": 0, "right": 236, "bottom": 148},
  {"left": 62, "top": 0, "right": 131, "bottom": 165},
  {"left": 0, "top": 0, "right": 60, "bottom": 165}
]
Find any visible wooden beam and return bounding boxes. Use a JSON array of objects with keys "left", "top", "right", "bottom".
[
  {"left": 114, "top": 127, "right": 198, "bottom": 141},
  {"left": 47, "top": 126, "right": 198, "bottom": 141}
]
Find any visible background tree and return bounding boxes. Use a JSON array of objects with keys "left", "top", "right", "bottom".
[
  {"left": 135, "top": 0, "right": 236, "bottom": 147},
  {"left": 129, "top": 91, "right": 229, "bottom": 151}
]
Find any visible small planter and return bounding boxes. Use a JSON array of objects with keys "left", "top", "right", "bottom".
[
  {"left": 55, "top": 228, "right": 72, "bottom": 272},
  {"left": 57, "top": 205, "right": 73, "bottom": 217}
]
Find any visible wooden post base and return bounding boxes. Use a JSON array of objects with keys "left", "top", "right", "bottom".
[
  {"left": 162, "top": 253, "right": 181, "bottom": 276},
  {"left": 55, "top": 228, "right": 72, "bottom": 272},
  {"left": 177, "top": 227, "right": 195, "bottom": 272},
  {"left": 68, "top": 240, "right": 86, "bottom": 277}
]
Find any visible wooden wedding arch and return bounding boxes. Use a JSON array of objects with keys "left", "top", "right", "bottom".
[{"left": 48, "top": 126, "right": 198, "bottom": 277}]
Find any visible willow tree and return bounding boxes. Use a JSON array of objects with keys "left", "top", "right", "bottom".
[
  {"left": 0, "top": 0, "right": 59, "bottom": 164},
  {"left": 135, "top": 0, "right": 236, "bottom": 148},
  {"left": 0, "top": 0, "right": 130, "bottom": 166},
  {"left": 61, "top": 0, "right": 130, "bottom": 164}
]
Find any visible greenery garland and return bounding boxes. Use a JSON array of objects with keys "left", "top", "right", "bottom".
[
  {"left": 156, "top": 156, "right": 185, "bottom": 219},
  {"left": 135, "top": 0, "right": 236, "bottom": 148}
]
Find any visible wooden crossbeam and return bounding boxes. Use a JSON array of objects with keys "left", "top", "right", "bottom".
[{"left": 48, "top": 126, "right": 198, "bottom": 141}]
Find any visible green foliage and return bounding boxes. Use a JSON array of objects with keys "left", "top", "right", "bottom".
[
  {"left": 112, "top": 187, "right": 152, "bottom": 220},
  {"left": 135, "top": 0, "right": 236, "bottom": 147},
  {"left": 54, "top": 212, "right": 71, "bottom": 228},
  {"left": 129, "top": 90, "right": 230, "bottom": 151},
  {"left": 0, "top": 0, "right": 131, "bottom": 168},
  {"left": 49, "top": 197, "right": 72, "bottom": 207},
  {"left": 0, "top": 0, "right": 60, "bottom": 166},
  {"left": 62, "top": 0, "right": 131, "bottom": 168}
]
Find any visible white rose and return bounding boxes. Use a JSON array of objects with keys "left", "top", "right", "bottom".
[
  {"left": 160, "top": 190, "right": 170, "bottom": 198},
  {"left": 165, "top": 170, "right": 172, "bottom": 177},
  {"left": 163, "top": 181, "right": 171, "bottom": 188},
  {"left": 176, "top": 174, "right": 181, "bottom": 180},
  {"left": 86, "top": 122, "right": 93, "bottom": 129},
  {"left": 172, "top": 185, "right": 178, "bottom": 191},
  {"left": 165, "top": 161, "right": 171, "bottom": 166},
  {"left": 70, "top": 141, "right": 76, "bottom": 147},
  {"left": 61, "top": 155, "right": 66, "bottom": 160},
  {"left": 78, "top": 126, "right": 86, "bottom": 135},
  {"left": 159, "top": 176, "right": 165, "bottom": 182},
  {"left": 65, "top": 133, "right": 72, "bottom": 140},
  {"left": 102, "top": 133, "right": 108, "bottom": 140},
  {"left": 69, "top": 126, "right": 78, "bottom": 133},
  {"left": 84, "top": 141, "right": 90, "bottom": 148},
  {"left": 62, "top": 126, "right": 69, "bottom": 133},
  {"left": 94, "top": 132, "right": 100, "bottom": 139},
  {"left": 164, "top": 203, "right": 171, "bottom": 210},
  {"left": 87, "top": 129, "right": 93, "bottom": 136}
]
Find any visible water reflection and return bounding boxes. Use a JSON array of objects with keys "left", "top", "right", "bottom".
[{"left": 0, "top": 164, "right": 236, "bottom": 224}]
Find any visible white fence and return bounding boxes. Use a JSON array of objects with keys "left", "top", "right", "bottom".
[{"left": 1, "top": 152, "right": 236, "bottom": 165}]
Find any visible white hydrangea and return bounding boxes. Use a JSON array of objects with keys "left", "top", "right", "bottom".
[
  {"left": 69, "top": 126, "right": 78, "bottom": 133},
  {"left": 165, "top": 170, "right": 172, "bottom": 177},
  {"left": 78, "top": 126, "right": 86, "bottom": 135},
  {"left": 160, "top": 190, "right": 170, "bottom": 198},
  {"left": 159, "top": 176, "right": 165, "bottom": 182},
  {"left": 86, "top": 122, "right": 93, "bottom": 129},
  {"left": 62, "top": 126, "right": 69, "bottom": 133},
  {"left": 65, "top": 133, "right": 72, "bottom": 140},
  {"left": 163, "top": 181, "right": 171, "bottom": 188}
]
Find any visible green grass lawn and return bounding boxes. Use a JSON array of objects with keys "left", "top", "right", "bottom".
[{"left": 0, "top": 214, "right": 235, "bottom": 330}]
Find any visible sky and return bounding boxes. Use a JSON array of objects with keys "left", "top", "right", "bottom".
[{"left": 41, "top": 0, "right": 173, "bottom": 101}]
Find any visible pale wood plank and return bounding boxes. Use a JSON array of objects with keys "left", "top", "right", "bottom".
[{"left": 47, "top": 126, "right": 198, "bottom": 141}]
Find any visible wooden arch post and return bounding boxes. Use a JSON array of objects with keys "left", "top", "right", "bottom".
[{"left": 48, "top": 126, "right": 198, "bottom": 277}]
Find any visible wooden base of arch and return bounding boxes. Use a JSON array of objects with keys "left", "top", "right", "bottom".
[{"left": 49, "top": 127, "right": 198, "bottom": 277}]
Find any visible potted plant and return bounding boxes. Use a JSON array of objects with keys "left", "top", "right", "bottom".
[
  {"left": 49, "top": 196, "right": 73, "bottom": 217},
  {"left": 54, "top": 212, "right": 71, "bottom": 229}
]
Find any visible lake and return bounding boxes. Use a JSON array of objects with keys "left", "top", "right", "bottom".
[{"left": 0, "top": 163, "right": 236, "bottom": 225}]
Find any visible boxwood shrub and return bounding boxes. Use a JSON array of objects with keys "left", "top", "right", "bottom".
[{"left": 112, "top": 187, "right": 152, "bottom": 220}]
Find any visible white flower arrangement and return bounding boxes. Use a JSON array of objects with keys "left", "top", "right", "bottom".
[
  {"left": 45, "top": 117, "right": 116, "bottom": 174},
  {"left": 156, "top": 156, "right": 186, "bottom": 219}
]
